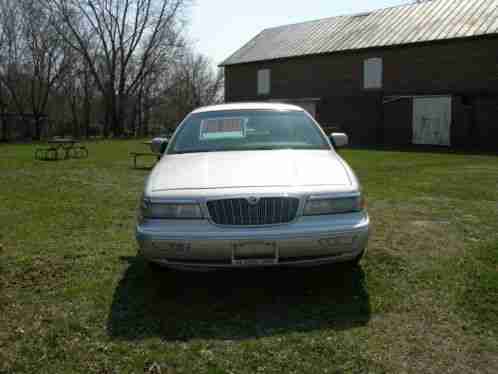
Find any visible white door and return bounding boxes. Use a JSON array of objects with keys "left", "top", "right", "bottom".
[{"left": 413, "top": 97, "right": 452, "bottom": 146}]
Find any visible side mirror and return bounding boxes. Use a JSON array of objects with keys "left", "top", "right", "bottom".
[
  {"left": 330, "top": 133, "right": 348, "bottom": 148},
  {"left": 150, "top": 137, "right": 169, "bottom": 154}
]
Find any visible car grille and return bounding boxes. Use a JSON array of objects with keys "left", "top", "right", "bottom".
[{"left": 207, "top": 197, "right": 299, "bottom": 226}]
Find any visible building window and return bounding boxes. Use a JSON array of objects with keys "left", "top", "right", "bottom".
[
  {"left": 257, "top": 69, "right": 271, "bottom": 95},
  {"left": 363, "top": 57, "right": 383, "bottom": 89}
]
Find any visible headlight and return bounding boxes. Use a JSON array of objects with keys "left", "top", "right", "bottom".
[
  {"left": 304, "top": 196, "right": 365, "bottom": 216},
  {"left": 140, "top": 199, "right": 202, "bottom": 219}
]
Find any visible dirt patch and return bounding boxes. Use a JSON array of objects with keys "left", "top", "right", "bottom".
[
  {"left": 368, "top": 201, "right": 465, "bottom": 260},
  {"left": 4, "top": 256, "right": 73, "bottom": 291},
  {"left": 367, "top": 297, "right": 498, "bottom": 374},
  {"left": 403, "top": 219, "right": 463, "bottom": 257}
]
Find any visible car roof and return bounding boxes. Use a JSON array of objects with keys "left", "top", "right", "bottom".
[{"left": 191, "top": 102, "right": 305, "bottom": 114}]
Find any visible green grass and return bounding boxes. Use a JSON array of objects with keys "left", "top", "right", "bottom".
[{"left": 1, "top": 141, "right": 497, "bottom": 373}]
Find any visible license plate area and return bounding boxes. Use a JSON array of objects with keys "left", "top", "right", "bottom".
[{"left": 232, "top": 241, "right": 278, "bottom": 265}]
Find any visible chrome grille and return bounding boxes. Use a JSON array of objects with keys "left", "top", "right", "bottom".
[{"left": 207, "top": 197, "right": 299, "bottom": 226}]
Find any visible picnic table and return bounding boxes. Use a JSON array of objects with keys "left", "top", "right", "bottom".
[
  {"left": 35, "top": 138, "right": 88, "bottom": 161},
  {"left": 130, "top": 139, "right": 168, "bottom": 168}
]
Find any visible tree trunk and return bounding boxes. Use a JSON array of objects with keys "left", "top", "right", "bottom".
[
  {"left": 83, "top": 77, "right": 92, "bottom": 139},
  {"left": 115, "top": 93, "right": 127, "bottom": 137},
  {"left": 135, "top": 88, "right": 144, "bottom": 137},
  {"left": 83, "top": 96, "right": 91, "bottom": 139},
  {"left": 103, "top": 90, "right": 113, "bottom": 138},
  {"left": 107, "top": 94, "right": 124, "bottom": 137},
  {"left": 0, "top": 88, "right": 7, "bottom": 141},
  {"left": 33, "top": 116, "right": 42, "bottom": 141},
  {"left": 143, "top": 105, "right": 151, "bottom": 136},
  {"left": 103, "top": 107, "right": 110, "bottom": 138},
  {"left": 0, "top": 115, "right": 7, "bottom": 142},
  {"left": 111, "top": 107, "right": 121, "bottom": 137},
  {"left": 70, "top": 96, "right": 80, "bottom": 139}
]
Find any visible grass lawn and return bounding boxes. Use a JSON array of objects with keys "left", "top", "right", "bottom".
[{"left": 1, "top": 141, "right": 497, "bottom": 373}]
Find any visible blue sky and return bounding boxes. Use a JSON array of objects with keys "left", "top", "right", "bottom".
[{"left": 188, "top": 0, "right": 410, "bottom": 66}]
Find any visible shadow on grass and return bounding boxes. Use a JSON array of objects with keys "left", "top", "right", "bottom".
[{"left": 107, "top": 256, "right": 371, "bottom": 341}]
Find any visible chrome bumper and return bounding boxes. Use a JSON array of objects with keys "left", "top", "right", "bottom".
[{"left": 136, "top": 212, "right": 369, "bottom": 269}]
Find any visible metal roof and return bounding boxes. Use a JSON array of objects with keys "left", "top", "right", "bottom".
[
  {"left": 192, "top": 102, "right": 305, "bottom": 113},
  {"left": 221, "top": 0, "right": 498, "bottom": 66}
]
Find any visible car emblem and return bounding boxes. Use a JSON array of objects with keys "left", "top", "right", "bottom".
[{"left": 247, "top": 196, "right": 260, "bottom": 205}]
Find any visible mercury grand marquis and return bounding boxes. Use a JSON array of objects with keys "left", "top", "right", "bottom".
[{"left": 136, "top": 103, "right": 369, "bottom": 270}]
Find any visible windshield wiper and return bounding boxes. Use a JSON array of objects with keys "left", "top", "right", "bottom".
[
  {"left": 173, "top": 146, "right": 325, "bottom": 154},
  {"left": 173, "top": 149, "right": 225, "bottom": 154}
]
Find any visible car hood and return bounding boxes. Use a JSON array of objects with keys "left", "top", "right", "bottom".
[{"left": 149, "top": 150, "right": 352, "bottom": 191}]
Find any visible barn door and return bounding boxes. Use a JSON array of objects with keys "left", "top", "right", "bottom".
[{"left": 412, "top": 97, "right": 452, "bottom": 146}]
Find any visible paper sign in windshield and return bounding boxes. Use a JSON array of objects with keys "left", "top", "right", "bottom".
[{"left": 200, "top": 118, "right": 246, "bottom": 140}]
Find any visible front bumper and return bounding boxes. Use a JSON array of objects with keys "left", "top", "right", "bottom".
[{"left": 136, "top": 212, "right": 369, "bottom": 269}]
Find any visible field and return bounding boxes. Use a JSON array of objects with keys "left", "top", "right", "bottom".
[{"left": 1, "top": 141, "right": 497, "bottom": 373}]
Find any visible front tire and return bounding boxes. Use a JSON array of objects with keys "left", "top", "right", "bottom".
[
  {"left": 148, "top": 260, "right": 166, "bottom": 272},
  {"left": 346, "top": 249, "right": 366, "bottom": 266}
]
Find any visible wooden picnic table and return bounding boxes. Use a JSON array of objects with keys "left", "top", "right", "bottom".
[
  {"left": 130, "top": 140, "right": 164, "bottom": 168},
  {"left": 35, "top": 138, "right": 88, "bottom": 161}
]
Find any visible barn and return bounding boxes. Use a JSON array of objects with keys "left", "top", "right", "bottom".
[{"left": 220, "top": 0, "right": 498, "bottom": 149}]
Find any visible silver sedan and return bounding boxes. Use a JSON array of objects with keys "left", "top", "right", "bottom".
[{"left": 136, "top": 102, "right": 369, "bottom": 270}]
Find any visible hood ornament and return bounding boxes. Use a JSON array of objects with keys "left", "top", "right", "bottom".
[{"left": 247, "top": 196, "right": 260, "bottom": 205}]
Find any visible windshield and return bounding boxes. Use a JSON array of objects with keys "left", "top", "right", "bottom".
[{"left": 168, "top": 110, "right": 330, "bottom": 154}]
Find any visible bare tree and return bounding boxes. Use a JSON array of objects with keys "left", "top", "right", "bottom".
[
  {"left": 159, "top": 49, "right": 224, "bottom": 128},
  {"left": 57, "top": 49, "right": 97, "bottom": 138},
  {"left": 0, "top": 0, "right": 72, "bottom": 139},
  {"left": 44, "top": 0, "right": 188, "bottom": 137},
  {"left": 22, "top": 0, "right": 72, "bottom": 139},
  {"left": 180, "top": 52, "right": 224, "bottom": 109},
  {"left": 0, "top": 0, "right": 30, "bottom": 117},
  {"left": 0, "top": 0, "right": 218, "bottom": 141},
  {"left": 130, "top": 40, "right": 185, "bottom": 136}
]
